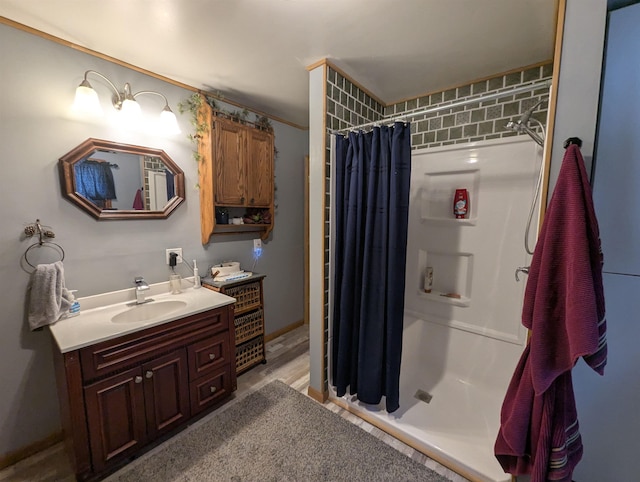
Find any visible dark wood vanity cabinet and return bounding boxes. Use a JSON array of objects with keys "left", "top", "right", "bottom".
[{"left": 53, "top": 304, "right": 235, "bottom": 480}]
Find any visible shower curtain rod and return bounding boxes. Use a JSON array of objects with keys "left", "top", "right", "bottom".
[{"left": 332, "top": 79, "right": 551, "bottom": 134}]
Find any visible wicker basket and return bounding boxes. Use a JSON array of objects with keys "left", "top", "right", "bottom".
[
  {"left": 226, "top": 281, "right": 261, "bottom": 314},
  {"left": 234, "top": 309, "right": 264, "bottom": 345},
  {"left": 236, "top": 336, "right": 264, "bottom": 373}
]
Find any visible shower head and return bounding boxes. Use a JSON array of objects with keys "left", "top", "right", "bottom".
[
  {"left": 519, "top": 98, "right": 547, "bottom": 125},
  {"left": 505, "top": 97, "right": 548, "bottom": 147}
]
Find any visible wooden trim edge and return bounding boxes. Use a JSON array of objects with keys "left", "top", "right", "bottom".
[
  {"left": 0, "top": 431, "right": 63, "bottom": 470},
  {"left": 538, "top": 0, "right": 566, "bottom": 226},
  {"left": 329, "top": 396, "right": 483, "bottom": 482},
  {"left": 0, "top": 16, "right": 307, "bottom": 131},
  {"left": 307, "top": 56, "right": 554, "bottom": 111},
  {"left": 389, "top": 59, "right": 554, "bottom": 107},
  {"left": 307, "top": 59, "right": 386, "bottom": 106},
  {"left": 307, "top": 385, "right": 328, "bottom": 403},
  {"left": 264, "top": 319, "right": 305, "bottom": 343},
  {"left": 320, "top": 63, "right": 328, "bottom": 394}
]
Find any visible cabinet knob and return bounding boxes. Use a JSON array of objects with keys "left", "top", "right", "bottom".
[
  {"left": 210, "top": 386, "right": 217, "bottom": 394},
  {"left": 145, "top": 370, "right": 153, "bottom": 379},
  {"left": 135, "top": 376, "right": 142, "bottom": 384},
  {"left": 241, "top": 196, "right": 245, "bottom": 203},
  {"left": 209, "top": 353, "right": 216, "bottom": 360},
  {"left": 250, "top": 198, "right": 254, "bottom": 204}
]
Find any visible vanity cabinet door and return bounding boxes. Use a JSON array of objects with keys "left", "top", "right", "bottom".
[
  {"left": 84, "top": 367, "right": 147, "bottom": 472},
  {"left": 142, "top": 350, "right": 190, "bottom": 440}
]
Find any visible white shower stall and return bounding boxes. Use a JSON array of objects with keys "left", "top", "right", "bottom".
[{"left": 328, "top": 137, "right": 543, "bottom": 482}]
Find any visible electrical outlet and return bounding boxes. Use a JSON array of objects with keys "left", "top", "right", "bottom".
[
  {"left": 166, "top": 248, "right": 183, "bottom": 265},
  {"left": 253, "top": 238, "right": 263, "bottom": 258}
]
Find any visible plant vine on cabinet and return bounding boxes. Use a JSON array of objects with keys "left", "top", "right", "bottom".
[{"left": 197, "top": 95, "right": 275, "bottom": 244}]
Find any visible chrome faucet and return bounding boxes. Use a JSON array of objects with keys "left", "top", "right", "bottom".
[{"left": 134, "top": 277, "right": 151, "bottom": 304}]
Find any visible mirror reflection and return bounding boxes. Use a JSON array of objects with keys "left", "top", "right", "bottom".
[
  {"left": 59, "top": 138, "right": 185, "bottom": 220},
  {"left": 74, "top": 151, "right": 175, "bottom": 211}
]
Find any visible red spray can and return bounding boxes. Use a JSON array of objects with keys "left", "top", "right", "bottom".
[{"left": 453, "top": 189, "right": 469, "bottom": 219}]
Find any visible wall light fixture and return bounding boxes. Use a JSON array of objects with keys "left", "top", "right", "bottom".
[{"left": 72, "top": 70, "right": 181, "bottom": 135}]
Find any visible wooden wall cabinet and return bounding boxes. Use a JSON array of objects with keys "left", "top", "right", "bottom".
[
  {"left": 198, "top": 98, "right": 275, "bottom": 243},
  {"left": 53, "top": 305, "right": 235, "bottom": 480}
]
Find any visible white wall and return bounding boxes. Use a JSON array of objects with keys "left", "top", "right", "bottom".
[
  {"left": 572, "top": 3, "right": 640, "bottom": 481},
  {"left": 0, "top": 23, "right": 307, "bottom": 457},
  {"left": 547, "top": 0, "right": 607, "bottom": 193}
]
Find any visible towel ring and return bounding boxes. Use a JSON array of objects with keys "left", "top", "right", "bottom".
[{"left": 24, "top": 241, "right": 65, "bottom": 269}]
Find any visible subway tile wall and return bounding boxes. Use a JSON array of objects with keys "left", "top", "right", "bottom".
[{"left": 385, "top": 63, "right": 552, "bottom": 149}]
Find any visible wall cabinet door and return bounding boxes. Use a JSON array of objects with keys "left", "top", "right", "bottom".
[
  {"left": 246, "top": 128, "right": 274, "bottom": 207},
  {"left": 142, "top": 350, "right": 190, "bottom": 440},
  {"left": 214, "top": 117, "right": 246, "bottom": 205},
  {"left": 84, "top": 367, "right": 147, "bottom": 472}
]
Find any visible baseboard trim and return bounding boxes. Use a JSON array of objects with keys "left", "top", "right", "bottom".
[
  {"left": 0, "top": 431, "right": 63, "bottom": 470},
  {"left": 307, "top": 385, "right": 328, "bottom": 403},
  {"left": 264, "top": 319, "right": 305, "bottom": 343}
]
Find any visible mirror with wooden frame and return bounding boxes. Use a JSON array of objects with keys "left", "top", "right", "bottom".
[{"left": 59, "top": 138, "right": 185, "bottom": 220}]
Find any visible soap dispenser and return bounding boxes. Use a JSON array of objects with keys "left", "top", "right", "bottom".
[{"left": 67, "top": 290, "right": 80, "bottom": 317}]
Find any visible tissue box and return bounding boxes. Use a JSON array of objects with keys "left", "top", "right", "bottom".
[{"left": 211, "top": 261, "right": 240, "bottom": 277}]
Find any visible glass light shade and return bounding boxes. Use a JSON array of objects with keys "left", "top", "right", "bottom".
[
  {"left": 120, "top": 97, "right": 142, "bottom": 118},
  {"left": 119, "top": 97, "right": 142, "bottom": 128},
  {"left": 72, "top": 84, "right": 102, "bottom": 116},
  {"left": 159, "top": 107, "right": 181, "bottom": 135}
]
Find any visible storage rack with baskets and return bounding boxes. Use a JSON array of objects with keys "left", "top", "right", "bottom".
[{"left": 203, "top": 273, "right": 266, "bottom": 374}]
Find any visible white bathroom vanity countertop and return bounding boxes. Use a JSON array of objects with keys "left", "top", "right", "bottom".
[{"left": 49, "top": 279, "right": 235, "bottom": 353}]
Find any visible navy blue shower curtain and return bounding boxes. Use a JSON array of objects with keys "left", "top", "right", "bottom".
[{"left": 331, "top": 122, "right": 411, "bottom": 413}]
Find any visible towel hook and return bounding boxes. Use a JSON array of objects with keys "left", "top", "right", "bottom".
[
  {"left": 515, "top": 266, "right": 529, "bottom": 282},
  {"left": 563, "top": 137, "right": 582, "bottom": 149}
]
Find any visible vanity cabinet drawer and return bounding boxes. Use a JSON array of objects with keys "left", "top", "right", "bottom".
[
  {"left": 189, "top": 365, "right": 232, "bottom": 415},
  {"left": 80, "top": 307, "right": 229, "bottom": 381},
  {"left": 187, "top": 333, "right": 230, "bottom": 381}
]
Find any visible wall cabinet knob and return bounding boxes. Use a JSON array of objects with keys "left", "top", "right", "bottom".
[
  {"left": 209, "top": 353, "right": 216, "bottom": 360},
  {"left": 145, "top": 371, "right": 153, "bottom": 379},
  {"left": 210, "top": 386, "right": 217, "bottom": 394},
  {"left": 135, "top": 376, "right": 142, "bottom": 384},
  {"left": 250, "top": 198, "right": 254, "bottom": 204}
]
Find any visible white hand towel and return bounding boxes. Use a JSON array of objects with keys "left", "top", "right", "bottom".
[{"left": 27, "top": 261, "right": 74, "bottom": 331}]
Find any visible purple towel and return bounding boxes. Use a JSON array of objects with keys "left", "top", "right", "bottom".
[
  {"left": 132, "top": 188, "right": 144, "bottom": 210},
  {"left": 495, "top": 144, "right": 607, "bottom": 481}
]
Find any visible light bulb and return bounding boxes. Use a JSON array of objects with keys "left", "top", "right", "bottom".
[{"left": 72, "top": 81, "right": 102, "bottom": 116}]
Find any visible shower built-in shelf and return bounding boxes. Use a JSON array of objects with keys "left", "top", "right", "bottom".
[
  {"left": 417, "top": 250, "right": 473, "bottom": 307},
  {"left": 418, "top": 290, "right": 470, "bottom": 307},
  {"left": 420, "top": 169, "right": 479, "bottom": 226}
]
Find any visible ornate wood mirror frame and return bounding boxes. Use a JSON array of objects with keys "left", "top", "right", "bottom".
[{"left": 59, "top": 138, "right": 185, "bottom": 220}]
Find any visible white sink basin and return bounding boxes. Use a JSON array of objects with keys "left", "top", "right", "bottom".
[{"left": 111, "top": 300, "right": 188, "bottom": 323}]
